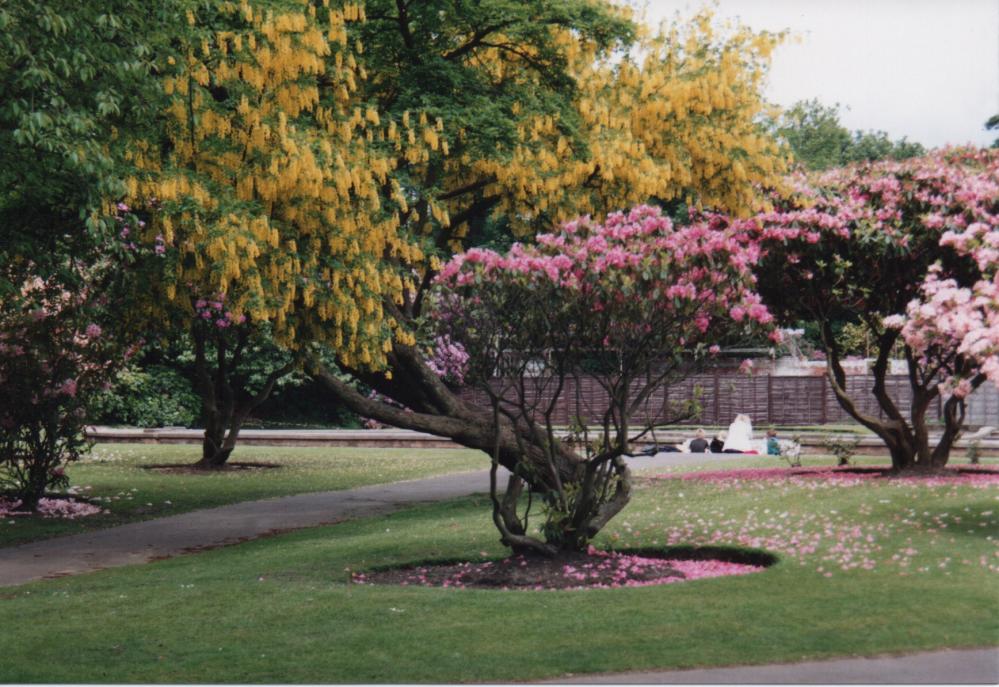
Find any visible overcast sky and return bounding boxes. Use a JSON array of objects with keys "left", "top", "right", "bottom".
[{"left": 637, "top": 0, "right": 999, "bottom": 148}]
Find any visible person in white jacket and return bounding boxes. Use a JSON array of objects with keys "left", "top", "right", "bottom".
[{"left": 722, "top": 414, "right": 756, "bottom": 453}]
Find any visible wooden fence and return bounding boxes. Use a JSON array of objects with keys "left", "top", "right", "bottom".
[{"left": 457, "top": 373, "right": 999, "bottom": 427}]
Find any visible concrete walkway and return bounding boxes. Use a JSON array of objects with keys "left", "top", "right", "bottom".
[
  {"left": 542, "top": 647, "right": 999, "bottom": 684},
  {"left": 1, "top": 450, "right": 996, "bottom": 684}
]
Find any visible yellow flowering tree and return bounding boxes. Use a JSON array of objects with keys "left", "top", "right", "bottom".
[{"left": 124, "top": 0, "right": 423, "bottom": 466}]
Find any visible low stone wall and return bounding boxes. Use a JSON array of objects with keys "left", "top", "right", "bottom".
[{"left": 86, "top": 426, "right": 999, "bottom": 457}]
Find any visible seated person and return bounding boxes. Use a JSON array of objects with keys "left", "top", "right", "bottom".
[
  {"left": 709, "top": 431, "right": 726, "bottom": 453},
  {"left": 630, "top": 442, "right": 681, "bottom": 456},
  {"left": 766, "top": 429, "right": 781, "bottom": 456},
  {"left": 722, "top": 414, "right": 757, "bottom": 454},
  {"left": 688, "top": 428, "right": 709, "bottom": 453}
]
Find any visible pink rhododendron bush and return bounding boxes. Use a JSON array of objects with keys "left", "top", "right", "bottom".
[
  {"left": 744, "top": 148, "right": 999, "bottom": 471},
  {"left": 353, "top": 546, "right": 768, "bottom": 590},
  {"left": 427, "top": 204, "right": 773, "bottom": 554},
  {"left": 0, "top": 274, "right": 125, "bottom": 511}
]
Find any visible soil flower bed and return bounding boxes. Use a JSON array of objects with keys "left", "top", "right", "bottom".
[
  {"left": 0, "top": 497, "right": 104, "bottom": 519},
  {"left": 353, "top": 546, "right": 768, "bottom": 590}
]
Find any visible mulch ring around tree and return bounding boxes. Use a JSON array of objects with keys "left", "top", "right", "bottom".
[
  {"left": 352, "top": 546, "right": 776, "bottom": 591},
  {"left": 142, "top": 462, "right": 281, "bottom": 474}
]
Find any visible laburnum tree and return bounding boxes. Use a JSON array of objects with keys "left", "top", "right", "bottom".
[
  {"left": 118, "top": 0, "right": 785, "bottom": 467},
  {"left": 426, "top": 205, "right": 772, "bottom": 553},
  {"left": 123, "top": 1, "right": 427, "bottom": 466},
  {"left": 125, "top": 1, "right": 786, "bottom": 484},
  {"left": 744, "top": 148, "right": 998, "bottom": 471}
]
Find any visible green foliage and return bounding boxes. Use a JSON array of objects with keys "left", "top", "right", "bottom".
[
  {"left": 987, "top": 113, "right": 999, "bottom": 148},
  {"left": 822, "top": 435, "right": 860, "bottom": 466},
  {"left": 775, "top": 99, "right": 925, "bottom": 171},
  {"left": 91, "top": 366, "right": 201, "bottom": 428},
  {"left": 0, "top": 0, "right": 182, "bottom": 289}
]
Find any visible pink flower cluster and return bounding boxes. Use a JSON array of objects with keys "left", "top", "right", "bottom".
[
  {"left": 434, "top": 205, "right": 774, "bottom": 367},
  {"left": 426, "top": 335, "right": 469, "bottom": 384},
  {"left": 0, "top": 497, "right": 105, "bottom": 519},
  {"left": 194, "top": 296, "right": 246, "bottom": 329},
  {"left": 748, "top": 148, "right": 999, "bottom": 401}
]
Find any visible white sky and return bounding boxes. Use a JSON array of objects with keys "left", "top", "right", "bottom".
[{"left": 636, "top": 0, "right": 999, "bottom": 148}]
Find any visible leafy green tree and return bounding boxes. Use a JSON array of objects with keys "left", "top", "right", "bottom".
[
  {"left": 775, "top": 99, "right": 852, "bottom": 171},
  {"left": 775, "top": 99, "right": 925, "bottom": 171},
  {"left": 0, "top": 1, "right": 186, "bottom": 496},
  {"left": 0, "top": 0, "right": 182, "bottom": 289},
  {"left": 987, "top": 113, "right": 999, "bottom": 148}
]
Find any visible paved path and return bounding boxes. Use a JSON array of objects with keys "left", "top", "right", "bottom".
[
  {"left": 2, "top": 450, "right": 996, "bottom": 684},
  {"left": 542, "top": 647, "right": 999, "bottom": 684}
]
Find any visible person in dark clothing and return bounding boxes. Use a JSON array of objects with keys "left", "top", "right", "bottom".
[
  {"left": 689, "top": 428, "right": 709, "bottom": 453},
  {"left": 709, "top": 430, "right": 726, "bottom": 453}
]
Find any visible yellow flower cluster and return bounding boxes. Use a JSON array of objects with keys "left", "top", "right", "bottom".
[
  {"left": 126, "top": 0, "right": 421, "bottom": 369},
  {"left": 431, "top": 10, "right": 786, "bottom": 242}
]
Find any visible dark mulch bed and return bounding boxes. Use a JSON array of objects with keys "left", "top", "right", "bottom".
[
  {"left": 142, "top": 462, "right": 281, "bottom": 474},
  {"left": 354, "top": 546, "right": 776, "bottom": 591}
]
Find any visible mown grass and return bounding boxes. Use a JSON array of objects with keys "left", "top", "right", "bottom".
[
  {"left": 0, "top": 443, "right": 485, "bottom": 547},
  {"left": 1, "top": 455, "right": 996, "bottom": 683}
]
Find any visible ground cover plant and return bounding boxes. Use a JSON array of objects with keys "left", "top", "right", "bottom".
[
  {"left": 0, "top": 444, "right": 483, "bottom": 547},
  {"left": 0, "top": 456, "right": 995, "bottom": 683}
]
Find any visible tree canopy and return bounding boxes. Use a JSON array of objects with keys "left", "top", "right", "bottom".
[
  {"left": 123, "top": 0, "right": 787, "bottom": 371},
  {"left": 775, "top": 99, "right": 925, "bottom": 171},
  {"left": 745, "top": 148, "right": 998, "bottom": 470}
]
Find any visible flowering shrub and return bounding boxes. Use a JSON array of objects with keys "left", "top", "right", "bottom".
[
  {"left": 434, "top": 204, "right": 774, "bottom": 385},
  {"left": 889, "top": 229, "right": 999, "bottom": 399},
  {"left": 430, "top": 204, "right": 773, "bottom": 552},
  {"left": 747, "top": 148, "right": 999, "bottom": 469},
  {"left": 0, "top": 276, "right": 123, "bottom": 510}
]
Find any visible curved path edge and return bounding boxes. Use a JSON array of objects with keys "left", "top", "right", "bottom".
[
  {"left": 0, "top": 469, "right": 493, "bottom": 587},
  {"left": 539, "top": 646, "right": 999, "bottom": 684}
]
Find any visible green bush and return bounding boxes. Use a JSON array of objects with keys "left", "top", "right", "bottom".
[{"left": 91, "top": 366, "right": 200, "bottom": 428}]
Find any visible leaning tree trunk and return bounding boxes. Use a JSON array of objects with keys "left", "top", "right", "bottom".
[
  {"left": 821, "top": 325, "right": 978, "bottom": 473},
  {"left": 309, "top": 346, "right": 632, "bottom": 553}
]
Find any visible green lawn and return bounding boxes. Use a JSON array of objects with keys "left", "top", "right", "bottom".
[
  {"left": 1, "top": 456, "right": 996, "bottom": 683},
  {"left": 0, "top": 443, "right": 486, "bottom": 547}
]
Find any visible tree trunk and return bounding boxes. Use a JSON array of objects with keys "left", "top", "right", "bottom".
[
  {"left": 821, "top": 333, "right": 972, "bottom": 473},
  {"left": 311, "top": 355, "right": 616, "bottom": 553},
  {"left": 190, "top": 325, "right": 296, "bottom": 469},
  {"left": 197, "top": 423, "right": 235, "bottom": 469}
]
